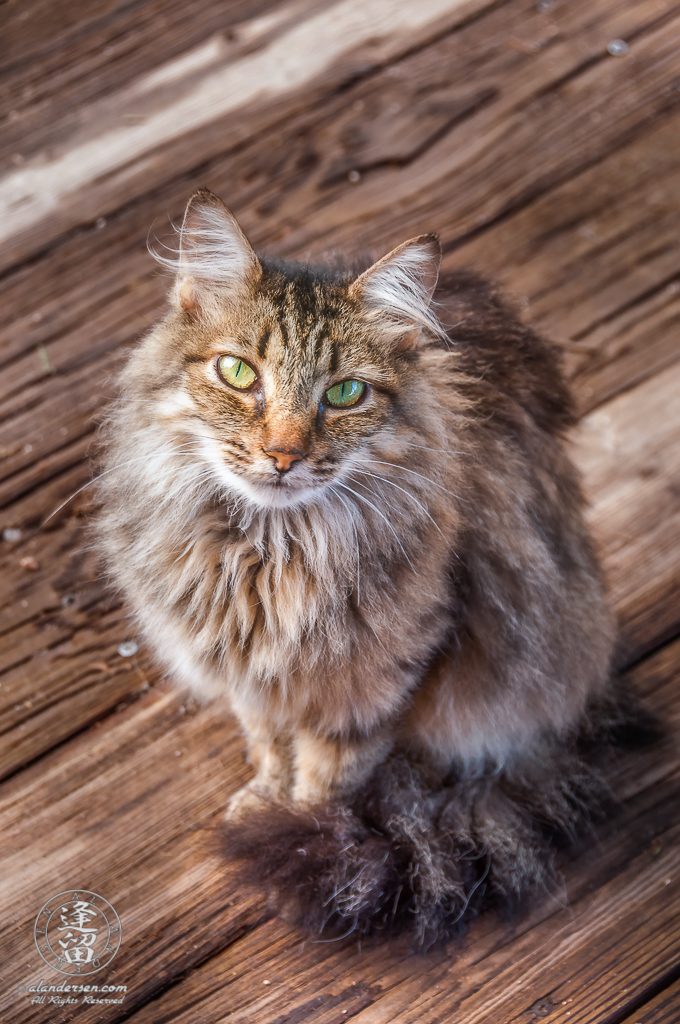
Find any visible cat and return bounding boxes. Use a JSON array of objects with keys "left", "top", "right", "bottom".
[{"left": 98, "top": 189, "right": 649, "bottom": 945}]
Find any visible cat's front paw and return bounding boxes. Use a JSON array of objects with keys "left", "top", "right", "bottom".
[{"left": 225, "top": 780, "right": 275, "bottom": 821}]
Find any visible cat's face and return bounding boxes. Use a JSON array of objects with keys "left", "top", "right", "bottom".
[
  {"left": 143, "top": 191, "right": 442, "bottom": 511},
  {"left": 179, "top": 279, "right": 407, "bottom": 509}
]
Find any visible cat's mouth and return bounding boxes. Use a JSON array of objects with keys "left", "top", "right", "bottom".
[
  {"left": 196, "top": 436, "right": 327, "bottom": 509},
  {"left": 250, "top": 472, "right": 324, "bottom": 509},
  {"left": 217, "top": 458, "right": 327, "bottom": 509}
]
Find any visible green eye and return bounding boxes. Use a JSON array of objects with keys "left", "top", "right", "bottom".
[
  {"left": 217, "top": 355, "right": 257, "bottom": 390},
  {"left": 326, "top": 379, "right": 366, "bottom": 408}
]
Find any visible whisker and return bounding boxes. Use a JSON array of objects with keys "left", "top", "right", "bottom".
[
  {"left": 333, "top": 481, "right": 415, "bottom": 571},
  {"left": 41, "top": 442, "right": 200, "bottom": 526},
  {"left": 354, "top": 458, "right": 459, "bottom": 500},
  {"left": 351, "top": 469, "right": 446, "bottom": 540},
  {"left": 401, "top": 442, "right": 468, "bottom": 456},
  {"left": 328, "top": 486, "right": 361, "bottom": 605}
]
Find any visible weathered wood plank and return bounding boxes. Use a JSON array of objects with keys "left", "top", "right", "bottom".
[
  {"left": 265, "top": 0, "right": 680, "bottom": 255},
  {"left": 619, "top": 976, "right": 680, "bottom": 1024},
  {"left": 0, "top": 347, "right": 128, "bottom": 506},
  {"left": 0, "top": 681, "right": 265, "bottom": 1023},
  {"left": 2, "top": 0, "right": 679, "bottom": 280},
  {"left": 0, "top": 0, "right": 497, "bottom": 270},
  {"left": 0, "top": 0, "right": 285, "bottom": 97},
  {"left": 2, "top": 1, "right": 678, "bottom": 411},
  {"left": 346, "top": 833, "right": 679, "bottom": 1024},
  {"left": 0, "top": 619, "right": 155, "bottom": 782},
  {"left": 450, "top": 110, "right": 680, "bottom": 412},
  {"left": 574, "top": 361, "right": 680, "bottom": 657}
]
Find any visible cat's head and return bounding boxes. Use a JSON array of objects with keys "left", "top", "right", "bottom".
[{"left": 137, "top": 190, "right": 445, "bottom": 511}]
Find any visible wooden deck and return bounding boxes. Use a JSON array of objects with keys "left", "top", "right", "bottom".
[{"left": 1, "top": 0, "right": 679, "bottom": 1020}]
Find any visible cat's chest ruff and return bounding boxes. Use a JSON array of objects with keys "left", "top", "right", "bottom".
[{"left": 212, "top": 517, "right": 351, "bottom": 648}]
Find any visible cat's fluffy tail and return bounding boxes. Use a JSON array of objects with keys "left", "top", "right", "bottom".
[{"left": 221, "top": 682, "right": 659, "bottom": 946}]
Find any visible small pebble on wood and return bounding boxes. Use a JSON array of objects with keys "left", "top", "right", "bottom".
[
  {"left": 118, "top": 641, "right": 139, "bottom": 657},
  {"left": 607, "top": 40, "right": 629, "bottom": 55}
]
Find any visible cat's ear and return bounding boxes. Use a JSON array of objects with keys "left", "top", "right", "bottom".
[
  {"left": 349, "top": 234, "right": 443, "bottom": 346},
  {"left": 175, "top": 190, "right": 261, "bottom": 320}
]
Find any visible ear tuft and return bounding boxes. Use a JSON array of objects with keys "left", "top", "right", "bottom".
[
  {"left": 160, "top": 190, "right": 261, "bottom": 319},
  {"left": 349, "top": 234, "right": 443, "bottom": 344}
]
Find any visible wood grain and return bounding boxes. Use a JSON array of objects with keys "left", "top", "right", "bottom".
[
  {"left": 0, "top": 0, "right": 678, "bottom": 1019},
  {"left": 619, "top": 976, "right": 680, "bottom": 1024},
  {"left": 575, "top": 359, "right": 680, "bottom": 658},
  {"left": 0, "top": 0, "right": 494, "bottom": 269}
]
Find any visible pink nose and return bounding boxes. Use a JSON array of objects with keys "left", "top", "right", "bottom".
[{"left": 266, "top": 449, "right": 304, "bottom": 473}]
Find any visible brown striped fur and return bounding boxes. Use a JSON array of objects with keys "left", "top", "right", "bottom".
[{"left": 98, "top": 190, "right": 640, "bottom": 942}]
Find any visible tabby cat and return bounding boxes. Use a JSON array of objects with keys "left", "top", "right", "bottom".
[{"left": 99, "top": 190, "right": 642, "bottom": 944}]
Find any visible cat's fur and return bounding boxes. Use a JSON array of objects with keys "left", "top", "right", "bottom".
[{"left": 99, "top": 190, "right": 640, "bottom": 944}]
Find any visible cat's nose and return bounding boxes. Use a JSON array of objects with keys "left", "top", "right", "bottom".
[{"left": 266, "top": 449, "right": 304, "bottom": 473}]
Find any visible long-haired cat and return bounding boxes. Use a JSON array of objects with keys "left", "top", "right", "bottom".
[{"left": 99, "top": 190, "right": 648, "bottom": 944}]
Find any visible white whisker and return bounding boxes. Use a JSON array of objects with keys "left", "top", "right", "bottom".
[
  {"left": 328, "top": 487, "right": 361, "bottom": 605},
  {"left": 354, "top": 458, "right": 459, "bottom": 501},
  {"left": 402, "top": 441, "right": 468, "bottom": 456},
  {"left": 42, "top": 442, "right": 200, "bottom": 526},
  {"left": 333, "top": 480, "right": 415, "bottom": 571},
  {"left": 350, "top": 468, "right": 446, "bottom": 540}
]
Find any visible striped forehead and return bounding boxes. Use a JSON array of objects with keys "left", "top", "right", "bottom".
[{"left": 257, "top": 316, "right": 340, "bottom": 374}]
